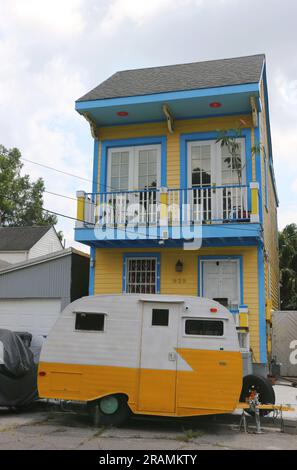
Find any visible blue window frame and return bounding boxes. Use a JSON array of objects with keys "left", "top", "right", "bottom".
[{"left": 122, "top": 253, "right": 161, "bottom": 294}]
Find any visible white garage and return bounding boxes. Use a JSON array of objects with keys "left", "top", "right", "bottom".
[
  {"left": 0, "top": 248, "right": 90, "bottom": 338},
  {"left": 0, "top": 298, "right": 61, "bottom": 336}
]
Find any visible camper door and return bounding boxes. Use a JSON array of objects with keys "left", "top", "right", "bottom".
[{"left": 137, "top": 302, "right": 181, "bottom": 413}]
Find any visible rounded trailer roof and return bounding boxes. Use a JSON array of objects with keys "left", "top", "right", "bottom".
[{"left": 69, "top": 294, "right": 233, "bottom": 319}]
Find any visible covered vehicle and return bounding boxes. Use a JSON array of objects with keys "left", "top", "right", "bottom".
[{"left": 0, "top": 329, "right": 38, "bottom": 407}]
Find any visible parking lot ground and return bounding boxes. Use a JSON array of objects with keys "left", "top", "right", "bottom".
[{"left": 0, "top": 401, "right": 297, "bottom": 450}]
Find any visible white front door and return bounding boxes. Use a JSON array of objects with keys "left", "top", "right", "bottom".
[
  {"left": 138, "top": 302, "right": 180, "bottom": 413},
  {"left": 201, "top": 260, "right": 240, "bottom": 310}
]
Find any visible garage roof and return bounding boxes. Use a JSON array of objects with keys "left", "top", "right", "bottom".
[
  {"left": 0, "top": 247, "right": 89, "bottom": 274},
  {"left": 0, "top": 226, "right": 51, "bottom": 251}
]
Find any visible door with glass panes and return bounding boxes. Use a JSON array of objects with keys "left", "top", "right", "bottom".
[
  {"left": 187, "top": 139, "right": 246, "bottom": 222},
  {"left": 107, "top": 146, "right": 161, "bottom": 225}
]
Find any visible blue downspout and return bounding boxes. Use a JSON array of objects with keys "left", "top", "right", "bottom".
[{"left": 257, "top": 243, "right": 267, "bottom": 364}]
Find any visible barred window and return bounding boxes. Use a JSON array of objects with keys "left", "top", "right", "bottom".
[{"left": 126, "top": 258, "right": 157, "bottom": 294}]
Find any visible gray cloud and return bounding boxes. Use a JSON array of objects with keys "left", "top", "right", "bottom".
[{"left": 0, "top": 0, "right": 296, "bottom": 248}]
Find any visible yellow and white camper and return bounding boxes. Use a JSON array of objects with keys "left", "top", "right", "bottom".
[{"left": 38, "top": 294, "right": 274, "bottom": 425}]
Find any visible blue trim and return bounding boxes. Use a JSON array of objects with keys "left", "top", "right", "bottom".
[
  {"left": 89, "top": 246, "right": 95, "bottom": 295},
  {"left": 198, "top": 255, "right": 244, "bottom": 306},
  {"left": 262, "top": 65, "right": 279, "bottom": 206},
  {"left": 254, "top": 123, "right": 263, "bottom": 223},
  {"left": 75, "top": 83, "right": 259, "bottom": 112},
  {"left": 98, "top": 111, "right": 252, "bottom": 128},
  {"left": 74, "top": 223, "right": 262, "bottom": 246},
  {"left": 179, "top": 129, "right": 253, "bottom": 201},
  {"left": 122, "top": 252, "right": 161, "bottom": 293},
  {"left": 92, "top": 139, "right": 99, "bottom": 194},
  {"left": 100, "top": 136, "right": 167, "bottom": 191},
  {"left": 257, "top": 245, "right": 267, "bottom": 364}
]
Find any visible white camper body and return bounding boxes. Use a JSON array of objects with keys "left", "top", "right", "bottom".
[{"left": 39, "top": 294, "right": 244, "bottom": 419}]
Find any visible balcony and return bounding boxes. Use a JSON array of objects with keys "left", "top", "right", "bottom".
[{"left": 75, "top": 183, "right": 261, "bottom": 248}]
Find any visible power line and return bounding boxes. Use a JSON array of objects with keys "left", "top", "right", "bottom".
[
  {"left": 0, "top": 189, "right": 262, "bottom": 238},
  {"left": 4, "top": 153, "right": 119, "bottom": 193},
  {"left": 44, "top": 190, "right": 77, "bottom": 202},
  {"left": 20, "top": 157, "right": 92, "bottom": 184},
  {"left": 0, "top": 192, "right": 92, "bottom": 226},
  {"left": 2, "top": 153, "right": 261, "bottom": 225}
]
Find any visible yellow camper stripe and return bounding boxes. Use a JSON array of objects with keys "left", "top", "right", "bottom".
[{"left": 38, "top": 349, "right": 242, "bottom": 417}]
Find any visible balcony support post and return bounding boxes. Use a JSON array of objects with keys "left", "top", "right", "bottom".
[
  {"left": 250, "top": 182, "right": 260, "bottom": 223},
  {"left": 159, "top": 187, "right": 169, "bottom": 239},
  {"left": 76, "top": 190, "right": 86, "bottom": 228}
]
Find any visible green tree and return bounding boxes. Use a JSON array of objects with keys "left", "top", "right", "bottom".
[
  {"left": 0, "top": 144, "right": 58, "bottom": 227},
  {"left": 279, "top": 223, "right": 297, "bottom": 310}
]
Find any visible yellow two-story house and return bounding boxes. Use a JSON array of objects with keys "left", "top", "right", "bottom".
[{"left": 75, "top": 54, "right": 279, "bottom": 377}]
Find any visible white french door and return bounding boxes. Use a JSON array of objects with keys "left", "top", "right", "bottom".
[
  {"left": 107, "top": 145, "right": 161, "bottom": 225},
  {"left": 187, "top": 140, "right": 216, "bottom": 221},
  {"left": 187, "top": 139, "right": 246, "bottom": 222}
]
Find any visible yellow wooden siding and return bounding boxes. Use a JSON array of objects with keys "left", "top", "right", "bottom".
[
  {"left": 94, "top": 246, "right": 260, "bottom": 361},
  {"left": 98, "top": 115, "right": 253, "bottom": 189},
  {"left": 89, "top": 107, "right": 278, "bottom": 363},
  {"left": 259, "top": 80, "right": 280, "bottom": 312}
]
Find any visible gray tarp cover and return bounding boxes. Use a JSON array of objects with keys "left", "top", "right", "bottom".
[{"left": 0, "top": 329, "right": 38, "bottom": 407}]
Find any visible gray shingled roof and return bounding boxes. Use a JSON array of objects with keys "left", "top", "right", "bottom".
[
  {"left": 0, "top": 226, "right": 51, "bottom": 251},
  {"left": 0, "top": 259, "right": 11, "bottom": 270},
  {"left": 77, "top": 54, "right": 265, "bottom": 102}
]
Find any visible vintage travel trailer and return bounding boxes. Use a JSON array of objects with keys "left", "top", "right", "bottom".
[{"left": 38, "top": 294, "right": 275, "bottom": 425}]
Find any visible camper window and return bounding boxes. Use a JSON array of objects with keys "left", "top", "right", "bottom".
[
  {"left": 75, "top": 313, "right": 105, "bottom": 332},
  {"left": 185, "top": 319, "right": 223, "bottom": 336},
  {"left": 152, "top": 309, "right": 169, "bottom": 326}
]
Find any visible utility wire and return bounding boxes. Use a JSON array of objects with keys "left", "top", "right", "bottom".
[
  {"left": 1, "top": 157, "right": 263, "bottom": 235},
  {"left": 20, "top": 157, "right": 93, "bottom": 184},
  {"left": 0, "top": 190, "right": 262, "bottom": 239},
  {"left": 0, "top": 192, "right": 92, "bottom": 225},
  {"left": 3, "top": 153, "right": 261, "bottom": 229}
]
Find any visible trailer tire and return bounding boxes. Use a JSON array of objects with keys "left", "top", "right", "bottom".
[
  {"left": 88, "top": 395, "right": 131, "bottom": 427},
  {"left": 240, "top": 374, "right": 275, "bottom": 416}
]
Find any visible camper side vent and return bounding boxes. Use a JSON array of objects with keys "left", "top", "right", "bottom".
[{"left": 75, "top": 313, "right": 105, "bottom": 332}]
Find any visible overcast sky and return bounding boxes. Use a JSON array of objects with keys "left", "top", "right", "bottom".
[{"left": 0, "top": 0, "right": 296, "bottom": 250}]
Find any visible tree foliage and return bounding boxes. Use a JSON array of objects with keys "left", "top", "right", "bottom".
[
  {"left": 0, "top": 144, "right": 58, "bottom": 227},
  {"left": 279, "top": 223, "right": 297, "bottom": 310}
]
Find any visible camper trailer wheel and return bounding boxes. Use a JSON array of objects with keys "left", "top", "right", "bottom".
[
  {"left": 89, "top": 395, "right": 130, "bottom": 427},
  {"left": 240, "top": 374, "right": 275, "bottom": 416}
]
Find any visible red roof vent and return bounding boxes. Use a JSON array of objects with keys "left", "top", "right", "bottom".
[{"left": 209, "top": 102, "right": 222, "bottom": 108}]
